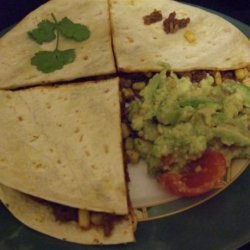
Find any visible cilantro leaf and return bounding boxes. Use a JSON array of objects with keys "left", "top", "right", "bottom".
[
  {"left": 58, "top": 17, "right": 91, "bottom": 41},
  {"left": 31, "top": 49, "right": 76, "bottom": 73},
  {"left": 28, "top": 20, "right": 56, "bottom": 44}
]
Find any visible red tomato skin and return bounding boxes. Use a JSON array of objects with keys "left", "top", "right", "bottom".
[{"left": 157, "top": 149, "right": 227, "bottom": 197}]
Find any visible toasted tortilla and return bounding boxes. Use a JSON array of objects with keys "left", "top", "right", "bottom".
[
  {"left": 0, "top": 184, "right": 135, "bottom": 244},
  {"left": 0, "top": 0, "right": 115, "bottom": 89},
  {"left": 0, "top": 78, "right": 128, "bottom": 215},
  {"left": 110, "top": 0, "right": 250, "bottom": 72}
]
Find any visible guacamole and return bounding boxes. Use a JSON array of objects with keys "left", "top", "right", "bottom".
[{"left": 126, "top": 70, "right": 250, "bottom": 175}]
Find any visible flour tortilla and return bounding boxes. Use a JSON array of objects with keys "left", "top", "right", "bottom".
[
  {"left": 0, "top": 0, "right": 115, "bottom": 89},
  {"left": 0, "top": 78, "right": 128, "bottom": 215},
  {"left": 110, "top": 0, "right": 250, "bottom": 72},
  {"left": 0, "top": 184, "right": 135, "bottom": 244}
]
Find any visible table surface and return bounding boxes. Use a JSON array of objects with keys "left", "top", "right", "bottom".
[{"left": 0, "top": 1, "right": 249, "bottom": 250}]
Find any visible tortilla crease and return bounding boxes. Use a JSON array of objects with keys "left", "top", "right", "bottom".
[
  {"left": 0, "top": 0, "right": 115, "bottom": 90},
  {"left": 110, "top": 0, "right": 250, "bottom": 72},
  {"left": 0, "top": 184, "right": 135, "bottom": 244},
  {"left": 0, "top": 78, "right": 129, "bottom": 215}
]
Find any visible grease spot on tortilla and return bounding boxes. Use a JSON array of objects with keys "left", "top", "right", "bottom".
[
  {"left": 118, "top": 185, "right": 126, "bottom": 196},
  {"left": 85, "top": 150, "right": 90, "bottom": 156},
  {"left": 6, "top": 94, "right": 11, "bottom": 99},
  {"left": 17, "top": 116, "right": 23, "bottom": 122},
  {"left": 104, "top": 89, "right": 110, "bottom": 93},
  {"left": 84, "top": 56, "right": 89, "bottom": 60},
  {"left": 80, "top": 135, "right": 84, "bottom": 142},
  {"left": 0, "top": 158, "right": 5, "bottom": 162},
  {"left": 49, "top": 148, "right": 54, "bottom": 153},
  {"left": 223, "top": 27, "right": 231, "bottom": 33},
  {"left": 57, "top": 160, "right": 62, "bottom": 164},
  {"left": 91, "top": 164, "right": 96, "bottom": 169},
  {"left": 30, "top": 135, "right": 39, "bottom": 142},
  {"left": 46, "top": 103, "right": 51, "bottom": 109},
  {"left": 35, "top": 163, "right": 44, "bottom": 169},
  {"left": 93, "top": 238, "right": 100, "bottom": 244},
  {"left": 75, "top": 109, "right": 79, "bottom": 113},
  {"left": 104, "top": 144, "right": 109, "bottom": 154},
  {"left": 126, "top": 37, "right": 134, "bottom": 43},
  {"left": 57, "top": 123, "right": 62, "bottom": 127},
  {"left": 96, "top": 11, "right": 103, "bottom": 16},
  {"left": 128, "top": 0, "right": 135, "bottom": 5},
  {"left": 74, "top": 128, "right": 80, "bottom": 133}
]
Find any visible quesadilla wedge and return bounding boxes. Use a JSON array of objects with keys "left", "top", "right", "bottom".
[
  {"left": 0, "top": 77, "right": 136, "bottom": 243},
  {"left": 110, "top": 0, "right": 250, "bottom": 72},
  {"left": 0, "top": 0, "right": 115, "bottom": 89},
  {"left": 0, "top": 78, "right": 128, "bottom": 214},
  {"left": 0, "top": 184, "right": 135, "bottom": 244}
]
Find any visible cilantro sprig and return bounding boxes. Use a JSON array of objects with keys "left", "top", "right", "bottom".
[{"left": 28, "top": 13, "right": 90, "bottom": 73}]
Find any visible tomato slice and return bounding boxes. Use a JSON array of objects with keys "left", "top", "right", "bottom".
[{"left": 157, "top": 149, "right": 227, "bottom": 197}]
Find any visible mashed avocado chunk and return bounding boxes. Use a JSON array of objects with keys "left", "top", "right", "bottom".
[{"left": 127, "top": 70, "right": 250, "bottom": 175}]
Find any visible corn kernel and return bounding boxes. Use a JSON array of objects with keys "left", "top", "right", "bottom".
[
  {"left": 78, "top": 209, "right": 90, "bottom": 229},
  {"left": 122, "top": 88, "right": 134, "bottom": 99},
  {"left": 235, "top": 68, "right": 247, "bottom": 80},
  {"left": 214, "top": 71, "right": 222, "bottom": 85},
  {"left": 132, "top": 82, "right": 146, "bottom": 91},
  {"left": 184, "top": 30, "right": 196, "bottom": 43},
  {"left": 126, "top": 150, "right": 140, "bottom": 164},
  {"left": 90, "top": 213, "right": 103, "bottom": 226},
  {"left": 121, "top": 123, "right": 130, "bottom": 138}
]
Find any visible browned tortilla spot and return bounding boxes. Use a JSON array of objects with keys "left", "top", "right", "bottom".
[{"left": 18, "top": 116, "right": 23, "bottom": 121}]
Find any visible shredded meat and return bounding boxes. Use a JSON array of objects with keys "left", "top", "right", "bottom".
[
  {"left": 177, "top": 70, "right": 236, "bottom": 83},
  {"left": 191, "top": 70, "right": 208, "bottom": 83},
  {"left": 31, "top": 195, "right": 126, "bottom": 237},
  {"left": 102, "top": 214, "right": 124, "bottom": 237},
  {"left": 143, "top": 9, "right": 163, "bottom": 25},
  {"left": 52, "top": 204, "right": 78, "bottom": 222},
  {"left": 222, "top": 70, "right": 235, "bottom": 81},
  {"left": 163, "top": 12, "right": 190, "bottom": 34}
]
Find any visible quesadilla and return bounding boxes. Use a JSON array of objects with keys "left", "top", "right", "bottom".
[
  {"left": 110, "top": 0, "right": 250, "bottom": 72},
  {"left": 0, "top": 0, "right": 115, "bottom": 89},
  {"left": 0, "top": 78, "right": 135, "bottom": 243},
  {"left": 0, "top": 78, "right": 128, "bottom": 214},
  {"left": 0, "top": 184, "right": 135, "bottom": 244}
]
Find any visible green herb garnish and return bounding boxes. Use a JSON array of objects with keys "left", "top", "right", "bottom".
[
  {"left": 58, "top": 17, "right": 90, "bottom": 41},
  {"left": 31, "top": 49, "right": 76, "bottom": 73},
  {"left": 28, "top": 20, "right": 56, "bottom": 44},
  {"left": 28, "top": 13, "right": 90, "bottom": 73}
]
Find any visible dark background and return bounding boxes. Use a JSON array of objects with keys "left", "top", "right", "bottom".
[{"left": 0, "top": 0, "right": 249, "bottom": 31}]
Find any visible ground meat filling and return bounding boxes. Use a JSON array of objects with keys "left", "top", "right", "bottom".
[
  {"left": 31, "top": 196, "right": 125, "bottom": 237},
  {"left": 143, "top": 9, "right": 163, "bottom": 25},
  {"left": 53, "top": 205, "right": 125, "bottom": 237},
  {"left": 163, "top": 12, "right": 190, "bottom": 34},
  {"left": 52, "top": 204, "right": 78, "bottom": 222}
]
